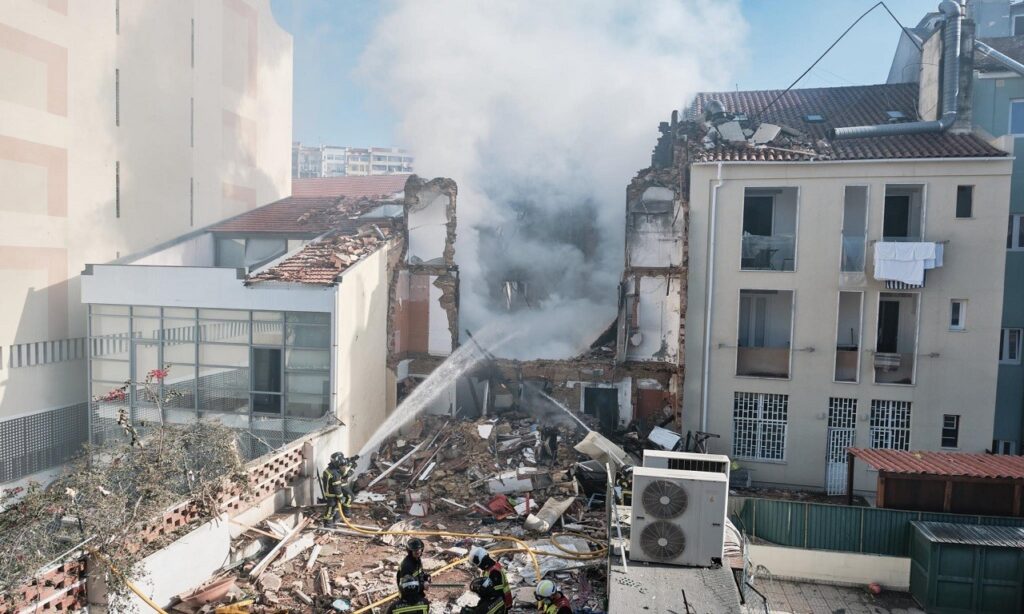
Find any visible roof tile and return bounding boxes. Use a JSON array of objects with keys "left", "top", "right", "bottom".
[{"left": 848, "top": 448, "right": 1024, "bottom": 480}]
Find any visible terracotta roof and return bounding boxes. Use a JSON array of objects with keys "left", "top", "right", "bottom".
[
  {"left": 291, "top": 175, "right": 410, "bottom": 198},
  {"left": 686, "top": 83, "right": 1006, "bottom": 162},
  {"left": 848, "top": 448, "right": 1024, "bottom": 480},
  {"left": 246, "top": 227, "right": 393, "bottom": 286},
  {"left": 976, "top": 36, "right": 1024, "bottom": 73},
  {"left": 211, "top": 196, "right": 392, "bottom": 235}
]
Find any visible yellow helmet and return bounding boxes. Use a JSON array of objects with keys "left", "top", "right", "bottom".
[{"left": 535, "top": 579, "right": 557, "bottom": 599}]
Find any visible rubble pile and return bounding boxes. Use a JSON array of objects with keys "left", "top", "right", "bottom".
[{"left": 182, "top": 414, "right": 613, "bottom": 613}]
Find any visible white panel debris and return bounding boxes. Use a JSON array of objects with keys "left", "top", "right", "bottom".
[
  {"left": 407, "top": 190, "right": 449, "bottom": 264},
  {"left": 626, "top": 276, "right": 681, "bottom": 362}
]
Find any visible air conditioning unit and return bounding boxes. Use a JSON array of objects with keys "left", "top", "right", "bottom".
[
  {"left": 643, "top": 450, "right": 731, "bottom": 483},
  {"left": 628, "top": 467, "right": 727, "bottom": 567}
]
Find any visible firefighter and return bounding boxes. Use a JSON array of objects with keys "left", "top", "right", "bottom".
[
  {"left": 385, "top": 575, "right": 429, "bottom": 614},
  {"left": 321, "top": 451, "right": 359, "bottom": 525},
  {"left": 614, "top": 465, "right": 633, "bottom": 506},
  {"left": 396, "top": 537, "right": 430, "bottom": 598},
  {"left": 460, "top": 546, "right": 511, "bottom": 614},
  {"left": 534, "top": 580, "right": 573, "bottom": 614}
]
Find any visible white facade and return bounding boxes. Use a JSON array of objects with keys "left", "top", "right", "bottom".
[
  {"left": 0, "top": 0, "right": 292, "bottom": 483},
  {"left": 683, "top": 158, "right": 1012, "bottom": 494}
]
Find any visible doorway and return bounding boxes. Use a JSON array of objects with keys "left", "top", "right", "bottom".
[{"left": 583, "top": 387, "right": 618, "bottom": 432}]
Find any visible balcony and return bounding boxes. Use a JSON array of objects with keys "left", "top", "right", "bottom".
[
  {"left": 873, "top": 352, "right": 915, "bottom": 385},
  {"left": 835, "top": 346, "right": 859, "bottom": 382},
  {"left": 736, "top": 289, "right": 793, "bottom": 379},
  {"left": 741, "top": 187, "right": 798, "bottom": 272},
  {"left": 741, "top": 234, "right": 795, "bottom": 271}
]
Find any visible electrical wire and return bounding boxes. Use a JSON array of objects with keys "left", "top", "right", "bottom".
[{"left": 752, "top": 1, "right": 922, "bottom": 124}]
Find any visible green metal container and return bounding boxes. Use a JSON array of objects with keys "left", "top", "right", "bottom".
[{"left": 909, "top": 521, "right": 1024, "bottom": 613}]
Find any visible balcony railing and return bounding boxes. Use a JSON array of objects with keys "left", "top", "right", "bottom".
[
  {"left": 873, "top": 352, "right": 915, "bottom": 385},
  {"left": 741, "top": 234, "right": 795, "bottom": 271},
  {"left": 834, "top": 347, "right": 859, "bottom": 382},
  {"left": 737, "top": 347, "right": 790, "bottom": 378}
]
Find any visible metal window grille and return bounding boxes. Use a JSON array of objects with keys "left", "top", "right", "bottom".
[
  {"left": 827, "top": 397, "right": 857, "bottom": 429},
  {"left": 869, "top": 399, "right": 911, "bottom": 451},
  {"left": 732, "top": 392, "right": 788, "bottom": 461}
]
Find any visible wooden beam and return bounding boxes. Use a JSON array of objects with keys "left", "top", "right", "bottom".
[
  {"left": 366, "top": 441, "right": 424, "bottom": 488},
  {"left": 943, "top": 480, "right": 954, "bottom": 513},
  {"left": 1014, "top": 483, "right": 1022, "bottom": 517},
  {"left": 877, "top": 474, "right": 886, "bottom": 508}
]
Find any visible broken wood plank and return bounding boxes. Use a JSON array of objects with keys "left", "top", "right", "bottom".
[
  {"left": 367, "top": 442, "right": 424, "bottom": 488},
  {"left": 317, "top": 568, "right": 332, "bottom": 595},
  {"left": 249, "top": 517, "right": 311, "bottom": 580},
  {"left": 305, "top": 544, "right": 322, "bottom": 572}
]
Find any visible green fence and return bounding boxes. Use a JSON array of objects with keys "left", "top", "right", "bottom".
[{"left": 730, "top": 497, "right": 1024, "bottom": 557}]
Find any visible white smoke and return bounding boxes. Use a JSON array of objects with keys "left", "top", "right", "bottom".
[{"left": 359, "top": 1, "right": 748, "bottom": 359}]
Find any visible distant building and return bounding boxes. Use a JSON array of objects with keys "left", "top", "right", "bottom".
[
  {"left": 0, "top": 1, "right": 293, "bottom": 489},
  {"left": 291, "top": 142, "right": 414, "bottom": 178}
]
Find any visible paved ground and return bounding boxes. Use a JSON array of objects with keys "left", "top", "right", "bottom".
[{"left": 754, "top": 579, "right": 925, "bottom": 614}]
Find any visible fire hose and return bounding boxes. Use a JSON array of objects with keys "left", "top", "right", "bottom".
[{"left": 335, "top": 503, "right": 607, "bottom": 614}]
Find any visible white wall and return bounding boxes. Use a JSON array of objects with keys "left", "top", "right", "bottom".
[
  {"left": 748, "top": 544, "right": 910, "bottom": 591},
  {"left": 334, "top": 246, "right": 390, "bottom": 453},
  {"left": 406, "top": 189, "right": 449, "bottom": 265},
  {"left": 626, "top": 276, "right": 681, "bottom": 362},
  {"left": 132, "top": 233, "right": 215, "bottom": 266},
  {"left": 0, "top": 0, "right": 292, "bottom": 429}
]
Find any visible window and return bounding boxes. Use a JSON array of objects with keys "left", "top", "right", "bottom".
[
  {"left": 874, "top": 293, "right": 918, "bottom": 384},
  {"left": 950, "top": 299, "right": 966, "bottom": 331},
  {"left": 741, "top": 187, "right": 797, "bottom": 271},
  {"left": 1011, "top": 100, "right": 1024, "bottom": 135},
  {"left": 955, "top": 186, "right": 973, "bottom": 218},
  {"left": 737, "top": 290, "right": 793, "bottom": 378},
  {"left": 870, "top": 400, "right": 911, "bottom": 451},
  {"left": 941, "top": 414, "right": 960, "bottom": 448},
  {"left": 251, "top": 347, "right": 282, "bottom": 414},
  {"left": 883, "top": 186, "right": 924, "bottom": 241},
  {"left": 1008, "top": 215, "right": 1024, "bottom": 250},
  {"left": 804, "top": 114, "right": 825, "bottom": 123},
  {"left": 993, "top": 439, "right": 1016, "bottom": 455},
  {"left": 1016, "top": 15, "right": 1024, "bottom": 35},
  {"left": 1000, "top": 328, "right": 1022, "bottom": 364},
  {"left": 834, "top": 291, "right": 863, "bottom": 382},
  {"left": 732, "top": 392, "right": 788, "bottom": 461}
]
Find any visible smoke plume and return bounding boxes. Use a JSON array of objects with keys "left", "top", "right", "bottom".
[{"left": 360, "top": 1, "right": 747, "bottom": 358}]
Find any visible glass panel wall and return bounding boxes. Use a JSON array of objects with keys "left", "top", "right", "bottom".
[{"left": 88, "top": 305, "right": 333, "bottom": 456}]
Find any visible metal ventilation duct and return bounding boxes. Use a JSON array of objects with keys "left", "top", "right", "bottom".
[
  {"left": 974, "top": 40, "right": 1024, "bottom": 78},
  {"left": 831, "top": 1, "right": 962, "bottom": 140}
]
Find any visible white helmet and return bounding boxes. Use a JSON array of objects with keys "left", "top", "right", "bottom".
[
  {"left": 535, "top": 579, "right": 557, "bottom": 599},
  {"left": 469, "top": 545, "right": 490, "bottom": 568}
]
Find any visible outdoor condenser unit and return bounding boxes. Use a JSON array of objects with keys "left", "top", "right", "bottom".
[
  {"left": 628, "top": 466, "right": 728, "bottom": 567},
  {"left": 642, "top": 450, "right": 731, "bottom": 483}
]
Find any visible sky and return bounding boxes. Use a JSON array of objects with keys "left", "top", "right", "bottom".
[{"left": 271, "top": 0, "right": 940, "bottom": 148}]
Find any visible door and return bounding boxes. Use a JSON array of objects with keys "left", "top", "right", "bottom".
[
  {"left": 825, "top": 398, "right": 857, "bottom": 496},
  {"left": 583, "top": 387, "right": 618, "bottom": 432},
  {"left": 883, "top": 195, "right": 910, "bottom": 239},
  {"left": 877, "top": 300, "right": 900, "bottom": 353}
]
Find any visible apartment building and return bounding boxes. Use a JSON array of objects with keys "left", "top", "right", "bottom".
[
  {"left": 673, "top": 4, "right": 1013, "bottom": 495},
  {"left": 291, "top": 142, "right": 413, "bottom": 178},
  {"left": 0, "top": 0, "right": 292, "bottom": 487},
  {"left": 888, "top": 0, "right": 1024, "bottom": 455}
]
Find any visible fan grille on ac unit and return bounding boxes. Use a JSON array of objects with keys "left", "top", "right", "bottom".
[
  {"left": 639, "top": 521, "right": 687, "bottom": 561},
  {"left": 641, "top": 479, "right": 688, "bottom": 519}
]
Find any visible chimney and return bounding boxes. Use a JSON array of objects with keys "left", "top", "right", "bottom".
[{"left": 953, "top": 14, "right": 975, "bottom": 132}]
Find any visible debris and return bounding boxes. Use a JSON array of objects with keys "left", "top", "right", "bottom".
[
  {"left": 277, "top": 534, "right": 316, "bottom": 566},
  {"left": 249, "top": 517, "right": 311, "bottom": 579},
  {"left": 258, "top": 573, "right": 282, "bottom": 592},
  {"left": 305, "top": 544, "right": 322, "bottom": 571},
  {"left": 331, "top": 598, "right": 351, "bottom": 612},
  {"left": 574, "top": 431, "right": 628, "bottom": 468},
  {"left": 366, "top": 442, "right": 424, "bottom": 488},
  {"left": 293, "top": 589, "right": 314, "bottom": 605},
  {"left": 317, "top": 568, "right": 332, "bottom": 595},
  {"left": 646, "top": 426, "right": 683, "bottom": 451},
  {"left": 477, "top": 424, "right": 494, "bottom": 439},
  {"left": 523, "top": 497, "right": 575, "bottom": 533}
]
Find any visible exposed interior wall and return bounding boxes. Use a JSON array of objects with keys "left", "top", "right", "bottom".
[
  {"left": 625, "top": 275, "right": 682, "bottom": 362},
  {"left": 334, "top": 246, "right": 390, "bottom": 454}
]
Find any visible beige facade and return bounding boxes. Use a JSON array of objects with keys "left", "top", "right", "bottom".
[
  {"left": 0, "top": 0, "right": 292, "bottom": 477},
  {"left": 683, "top": 158, "right": 1012, "bottom": 494}
]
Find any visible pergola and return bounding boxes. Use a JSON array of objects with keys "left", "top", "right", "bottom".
[{"left": 846, "top": 448, "right": 1024, "bottom": 517}]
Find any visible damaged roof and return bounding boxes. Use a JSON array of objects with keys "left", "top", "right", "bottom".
[
  {"left": 213, "top": 195, "right": 396, "bottom": 236},
  {"left": 849, "top": 448, "right": 1024, "bottom": 480},
  {"left": 686, "top": 83, "right": 1006, "bottom": 162},
  {"left": 292, "top": 175, "right": 409, "bottom": 198},
  {"left": 246, "top": 226, "right": 393, "bottom": 286}
]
